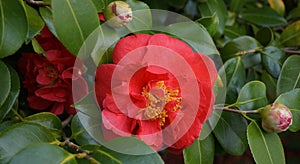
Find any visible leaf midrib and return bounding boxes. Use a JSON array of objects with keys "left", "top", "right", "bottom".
[{"left": 0, "top": 0, "right": 5, "bottom": 51}]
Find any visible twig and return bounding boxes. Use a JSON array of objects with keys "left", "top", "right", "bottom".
[
  {"left": 25, "top": 0, "right": 51, "bottom": 6},
  {"left": 214, "top": 107, "right": 259, "bottom": 114},
  {"left": 282, "top": 47, "right": 300, "bottom": 54},
  {"left": 61, "top": 115, "right": 74, "bottom": 128},
  {"left": 62, "top": 134, "right": 100, "bottom": 164}
]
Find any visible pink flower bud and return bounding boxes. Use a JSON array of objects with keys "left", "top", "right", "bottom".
[
  {"left": 260, "top": 103, "right": 292, "bottom": 133},
  {"left": 104, "top": 1, "right": 132, "bottom": 28}
]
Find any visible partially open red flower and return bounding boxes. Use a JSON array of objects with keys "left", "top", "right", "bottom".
[
  {"left": 95, "top": 34, "right": 217, "bottom": 152},
  {"left": 18, "top": 27, "right": 88, "bottom": 115}
]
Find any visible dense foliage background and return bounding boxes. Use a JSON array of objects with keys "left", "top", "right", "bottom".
[{"left": 0, "top": 0, "right": 300, "bottom": 163}]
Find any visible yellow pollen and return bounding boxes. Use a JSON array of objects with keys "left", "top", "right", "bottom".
[{"left": 141, "top": 81, "right": 182, "bottom": 126}]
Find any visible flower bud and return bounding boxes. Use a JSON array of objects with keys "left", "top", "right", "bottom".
[
  {"left": 104, "top": 1, "right": 132, "bottom": 28},
  {"left": 260, "top": 103, "right": 292, "bottom": 133}
]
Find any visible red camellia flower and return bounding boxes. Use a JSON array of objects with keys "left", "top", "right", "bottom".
[
  {"left": 95, "top": 34, "right": 217, "bottom": 152},
  {"left": 18, "top": 27, "right": 88, "bottom": 115}
]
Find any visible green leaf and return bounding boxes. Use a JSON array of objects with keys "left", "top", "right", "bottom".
[
  {"left": 240, "top": 6, "right": 287, "bottom": 27},
  {"left": 52, "top": 0, "right": 100, "bottom": 55},
  {"left": 224, "top": 23, "right": 247, "bottom": 39},
  {"left": 165, "top": 22, "right": 219, "bottom": 56},
  {"left": 9, "top": 143, "right": 77, "bottom": 164},
  {"left": 196, "top": 12, "right": 219, "bottom": 36},
  {"left": 71, "top": 114, "right": 99, "bottom": 145},
  {"left": 167, "top": 0, "right": 187, "bottom": 9},
  {"left": 287, "top": 7, "right": 300, "bottom": 20},
  {"left": 24, "top": 4, "right": 44, "bottom": 43},
  {"left": 280, "top": 20, "right": 300, "bottom": 47},
  {"left": 198, "top": 0, "right": 227, "bottom": 36},
  {"left": 39, "top": 6, "right": 57, "bottom": 37},
  {"left": 261, "top": 46, "right": 286, "bottom": 78},
  {"left": 0, "top": 61, "right": 10, "bottom": 107},
  {"left": 267, "top": 0, "right": 285, "bottom": 16},
  {"left": 261, "top": 71, "right": 277, "bottom": 102},
  {"left": 183, "top": 134, "right": 214, "bottom": 164},
  {"left": 24, "top": 112, "right": 62, "bottom": 138},
  {"left": 0, "top": 122, "right": 56, "bottom": 163},
  {"left": 0, "top": 0, "right": 27, "bottom": 58},
  {"left": 91, "top": 0, "right": 105, "bottom": 12},
  {"left": 229, "top": 0, "right": 246, "bottom": 12},
  {"left": 275, "top": 89, "right": 300, "bottom": 132},
  {"left": 220, "top": 57, "right": 246, "bottom": 104},
  {"left": 235, "top": 81, "right": 268, "bottom": 111},
  {"left": 220, "top": 36, "right": 261, "bottom": 65},
  {"left": 0, "top": 65, "right": 20, "bottom": 122},
  {"left": 277, "top": 55, "right": 300, "bottom": 95},
  {"left": 213, "top": 112, "right": 248, "bottom": 155},
  {"left": 247, "top": 121, "right": 285, "bottom": 164},
  {"left": 255, "top": 27, "right": 274, "bottom": 46}
]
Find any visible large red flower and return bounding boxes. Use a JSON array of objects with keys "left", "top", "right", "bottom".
[
  {"left": 95, "top": 34, "right": 217, "bottom": 152},
  {"left": 18, "top": 27, "right": 88, "bottom": 115}
]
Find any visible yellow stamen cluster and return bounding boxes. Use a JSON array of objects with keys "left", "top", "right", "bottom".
[{"left": 141, "top": 81, "right": 182, "bottom": 126}]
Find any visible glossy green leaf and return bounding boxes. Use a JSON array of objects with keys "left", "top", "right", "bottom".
[
  {"left": 255, "top": 27, "right": 273, "bottom": 46},
  {"left": 39, "top": 6, "right": 57, "bottom": 37},
  {"left": 0, "top": 120, "right": 19, "bottom": 131},
  {"left": 9, "top": 143, "right": 76, "bottom": 164},
  {"left": 240, "top": 6, "right": 287, "bottom": 27},
  {"left": 277, "top": 55, "right": 300, "bottom": 95},
  {"left": 213, "top": 112, "right": 248, "bottom": 155},
  {"left": 275, "top": 89, "right": 300, "bottom": 132},
  {"left": 0, "top": 65, "right": 20, "bottom": 122},
  {"left": 52, "top": 0, "right": 100, "bottom": 55},
  {"left": 229, "top": 0, "right": 246, "bottom": 12},
  {"left": 220, "top": 36, "right": 261, "bottom": 63},
  {"left": 235, "top": 81, "right": 268, "bottom": 111},
  {"left": 183, "top": 134, "right": 214, "bottom": 164},
  {"left": 0, "top": 122, "right": 56, "bottom": 163},
  {"left": 220, "top": 57, "right": 246, "bottom": 104},
  {"left": 198, "top": 0, "right": 227, "bottom": 36},
  {"left": 77, "top": 145, "right": 121, "bottom": 164},
  {"left": 71, "top": 114, "right": 99, "bottom": 145},
  {"left": 261, "top": 46, "right": 286, "bottom": 78},
  {"left": 0, "top": 61, "right": 10, "bottom": 107},
  {"left": 247, "top": 121, "right": 285, "bottom": 164},
  {"left": 268, "top": 0, "right": 285, "bottom": 16},
  {"left": 24, "top": 4, "right": 44, "bottom": 43},
  {"left": 224, "top": 23, "right": 247, "bottom": 39},
  {"left": 125, "top": 0, "right": 152, "bottom": 32},
  {"left": 261, "top": 71, "right": 277, "bottom": 102},
  {"left": 280, "top": 20, "right": 300, "bottom": 47},
  {"left": 92, "top": 0, "right": 105, "bottom": 12},
  {"left": 167, "top": 0, "right": 187, "bottom": 9},
  {"left": 0, "top": 0, "right": 27, "bottom": 58},
  {"left": 287, "top": 7, "right": 300, "bottom": 20},
  {"left": 24, "top": 112, "right": 62, "bottom": 138},
  {"left": 165, "top": 22, "right": 219, "bottom": 56},
  {"left": 196, "top": 12, "right": 219, "bottom": 36}
]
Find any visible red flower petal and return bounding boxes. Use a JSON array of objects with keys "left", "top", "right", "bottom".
[
  {"left": 35, "top": 86, "right": 66, "bottom": 102},
  {"left": 113, "top": 34, "right": 151, "bottom": 64},
  {"left": 36, "top": 69, "right": 53, "bottom": 85},
  {"left": 50, "top": 103, "right": 65, "bottom": 115},
  {"left": 27, "top": 96, "right": 52, "bottom": 110}
]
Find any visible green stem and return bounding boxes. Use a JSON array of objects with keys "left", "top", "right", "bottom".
[
  {"left": 11, "top": 109, "right": 24, "bottom": 121},
  {"left": 214, "top": 107, "right": 259, "bottom": 114}
]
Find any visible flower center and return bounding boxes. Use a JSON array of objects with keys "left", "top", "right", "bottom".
[
  {"left": 141, "top": 81, "right": 182, "bottom": 126},
  {"left": 45, "top": 66, "right": 58, "bottom": 80}
]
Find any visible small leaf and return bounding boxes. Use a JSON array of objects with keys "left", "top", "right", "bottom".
[
  {"left": 255, "top": 27, "right": 274, "bottom": 46},
  {"left": 224, "top": 23, "right": 247, "bottom": 39},
  {"left": 229, "top": 0, "right": 246, "bottom": 12},
  {"left": 24, "top": 4, "right": 44, "bottom": 43},
  {"left": 52, "top": 0, "right": 100, "bottom": 55},
  {"left": 167, "top": 0, "right": 187, "bottom": 9},
  {"left": 267, "top": 0, "right": 285, "bottom": 16},
  {"left": 235, "top": 81, "right": 268, "bottom": 111},
  {"left": 0, "top": 65, "right": 20, "bottom": 122},
  {"left": 240, "top": 6, "right": 287, "bottom": 27},
  {"left": 196, "top": 12, "right": 219, "bottom": 36},
  {"left": 0, "top": 122, "right": 56, "bottom": 163},
  {"left": 280, "top": 20, "right": 300, "bottom": 47},
  {"left": 247, "top": 121, "right": 285, "bottom": 164},
  {"left": 9, "top": 143, "right": 76, "bottom": 164},
  {"left": 220, "top": 57, "right": 246, "bottom": 104},
  {"left": 91, "top": 0, "right": 105, "bottom": 12},
  {"left": 277, "top": 55, "right": 300, "bottom": 95},
  {"left": 39, "top": 6, "right": 57, "bottom": 37},
  {"left": 0, "top": 0, "right": 28, "bottom": 58},
  {"left": 24, "top": 112, "right": 62, "bottom": 138},
  {"left": 275, "top": 89, "right": 300, "bottom": 132},
  {"left": 261, "top": 46, "right": 286, "bottom": 78},
  {"left": 287, "top": 7, "right": 300, "bottom": 20},
  {"left": 0, "top": 61, "right": 11, "bottom": 107},
  {"left": 213, "top": 112, "right": 248, "bottom": 155},
  {"left": 183, "top": 134, "right": 214, "bottom": 164},
  {"left": 261, "top": 71, "right": 277, "bottom": 102}
]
